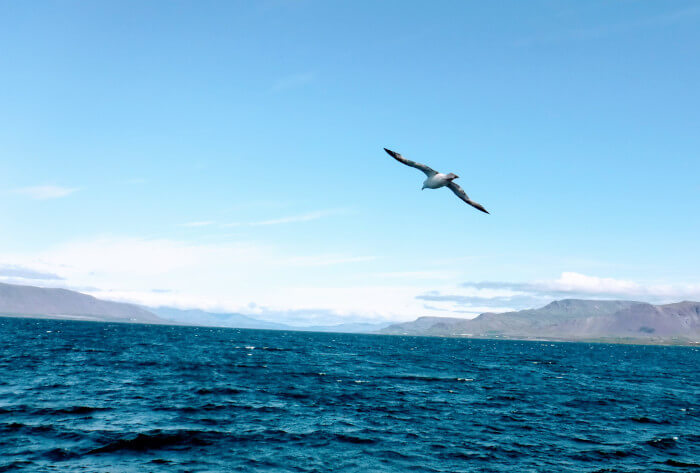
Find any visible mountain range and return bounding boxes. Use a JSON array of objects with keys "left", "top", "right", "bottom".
[
  {"left": 2, "top": 282, "right": 698, "bottom": 343},
  {"left": 0, "top": 282, "right": 387, "bottom": 333},
  {"left": 0, "top": 282, "right": 162, "bottom": 324},
  {"left": 381, "top": 299, "right": 700, "bottom": 343}
]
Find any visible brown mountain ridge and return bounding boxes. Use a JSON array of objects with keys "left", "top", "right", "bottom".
[{"left": 380, "top": 299, "right": 700, "bottom": 343}]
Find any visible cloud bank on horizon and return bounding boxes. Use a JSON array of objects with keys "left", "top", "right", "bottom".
[
  {"left": 418, "top": 273, "right": 700, "bottom": 315},
  {"left": 1, "top": 234, "right": 699, "bottom": 325}
]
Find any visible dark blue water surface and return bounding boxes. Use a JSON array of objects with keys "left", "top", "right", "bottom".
[{"left": 0, "top": 317, "right": 698, "bottom": 472}]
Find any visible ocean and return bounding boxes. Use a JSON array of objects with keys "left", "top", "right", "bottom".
[{"left": 1, "top": 317, "right": 698, "bottom": 472}]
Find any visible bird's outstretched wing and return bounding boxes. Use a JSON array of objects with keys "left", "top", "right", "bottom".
[
  {"left": 447, "top": 181, "right": 490, "bottom": 214},
  {"left": 384, "top": 148, "right": 436, "bottom": 177}
]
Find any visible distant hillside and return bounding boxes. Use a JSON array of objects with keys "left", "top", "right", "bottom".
[
  {"left": 380, "top": 299, "right": 700, "bottom": 343},
  {"left": 151, "top": 307, "right": 390, "bottom": 333},
  {"left": 150, "top": 307, "right": 292, "bottom": 330},
  {"left": 302, "top": 322, "right": 391, "bottom": 333},
  {"left": 0, "top": 282, "right": 386, "bottom": 333},
  {"left": 0, "top": 282, "right": 163, "bottom": 324}
]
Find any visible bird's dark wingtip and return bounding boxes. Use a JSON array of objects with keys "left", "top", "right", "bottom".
[
  {"left": 383, "top": 147, "right": 397, "bottom": 157},
  {"left": 468, "top": 201, "right": 490, "bottom": 214}
]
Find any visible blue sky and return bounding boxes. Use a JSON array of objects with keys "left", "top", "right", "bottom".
[{"left": 1, "top": 1, "right": 699, "bottom": 324}]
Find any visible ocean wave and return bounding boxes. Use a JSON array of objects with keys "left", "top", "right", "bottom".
[
  {"left": 630, "top": 416, "right": 670, "bottom": 424},
  {"left": 645, "top": 436, "right": 679, "bottom": 450},
  {"left": 0, "top": 460, "right": 33, "bottom": 472},
  {"left": 88, "top": 430, "right": 215, "bottom": 454},
  {"left": 331, "top": 433, "right": 375, "bottom": 444},
  {"left": 662, "top": 459, "right": 700, "bottom": 468},
  {"left": 195, "top": 387, "right": 244, "bottom": 395},
  {"left": 44, "top": 447, "right": 81, "bottom": 461},
  {"left": 41, "top": 406, "right": 111, "bottom": 415}
]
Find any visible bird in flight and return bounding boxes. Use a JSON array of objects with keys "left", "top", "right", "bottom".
[{"left": 383, "top": 148, "right": 489, "bottom": 214}]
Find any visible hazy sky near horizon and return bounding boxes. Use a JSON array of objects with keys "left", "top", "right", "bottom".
[{"left": 1, "top": 1, "right": 699, "bottom": 325}]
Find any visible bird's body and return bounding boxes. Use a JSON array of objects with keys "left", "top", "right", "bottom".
[
  {"left": 383, "top": 148, "right": 489, "bottom": 214},
  {"left": 422, "top": 173, "right": 458, "bottom": 190}
]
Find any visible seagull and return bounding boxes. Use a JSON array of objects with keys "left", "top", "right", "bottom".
[{"left": 383, "top": 148, "right": 490, "bottom": 214}]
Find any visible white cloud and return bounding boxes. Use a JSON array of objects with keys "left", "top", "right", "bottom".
[
  {"left": 245, "top": 286, "right": 433, "bottom": 324},
  {"left": 545, "top": 272, "right": 639, "bottom": 295},
  {"left": 6, "top": 236, "right": 698, "bottom": 326},
  {"left": 420, "top": 272, "right": 700, "bottom": 315},
  {"left": 13, "top": 185, "right": 78, "bottom": 200},
  {"left": 543, "top": 272, "right": 700, "bottom": 301},
  {"left": 0, "top": 236, "right": 421, "bottom": 324},
  {"left": 475, "top": 272, "right": 700, "bottom": 301}
]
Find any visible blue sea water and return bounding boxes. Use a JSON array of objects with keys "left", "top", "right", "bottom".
[{"left": 0, "top": 317, "right": 698, "bottom": 472}]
